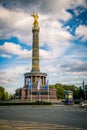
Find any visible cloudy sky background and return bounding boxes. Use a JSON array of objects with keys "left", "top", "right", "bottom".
[{"left": 0, "top": 0, "right": 87, "bottom": 94}]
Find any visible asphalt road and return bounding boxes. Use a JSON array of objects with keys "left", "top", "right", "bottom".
[{"left": 0, "top": 105, "right": 87, "bottom": 130}]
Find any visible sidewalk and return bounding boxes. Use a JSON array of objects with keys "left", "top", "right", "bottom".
[{"left": 0, "top": 120, "right": 83, "bottom": 130}]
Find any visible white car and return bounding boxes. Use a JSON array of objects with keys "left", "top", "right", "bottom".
[{"left": 79, "top": 102, "right": 87, "bottom": 108}]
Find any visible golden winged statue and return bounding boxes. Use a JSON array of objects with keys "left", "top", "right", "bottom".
[{"left": 31, "top": 13, "right": 39, "bottom": 26}]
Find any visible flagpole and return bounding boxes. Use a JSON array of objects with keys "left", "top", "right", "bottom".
[
  {"left": 37, "top": 79, "right": 41, "bottom": 102},
  {"left": 31, "top": 80, "right": 32, "bottom": 102},
  {"left": 30, "top": 86, "right": 32, "bottom": 102},
  {"left": 85, "top": 91, "right": 86, "bottom": 101},
  {"left": 84, "top": 83, "right": 86, "bottom": 101},
  {"left": 38, "top": 90, "right": 41, "bottom": 102},
  {"left": 28, "top": 78, "right": 32, "bottom": 102},
  {"left": 38, "top": 90, "right": 39, "bottom": 101},
  {"left": 82, "top": 80, "right": 86, "bottom": 100},
  {"left": 48, "top": 85, "right": 49, "bottom": 102},
  {"left": 39, "top": 90, "right": 40, "bottom": 102},
  {"left": 45, "top": 78, "right": 49, "bottom": 102}
]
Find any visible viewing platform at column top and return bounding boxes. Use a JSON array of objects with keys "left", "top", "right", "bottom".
[{"left": 24, "top": 72, "right": 47, "bottom": 77}]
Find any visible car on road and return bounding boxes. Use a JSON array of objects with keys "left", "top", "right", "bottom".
[{"left": 79, "top": 101, "right": 87, "bottom": 108}]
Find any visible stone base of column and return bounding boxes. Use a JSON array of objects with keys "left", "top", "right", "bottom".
[
  {"left": 15, "top": 71, "right": 57, "bottom": 101},
  {"left": 16, "top": 87, "right": 57, "bottom": 101}
]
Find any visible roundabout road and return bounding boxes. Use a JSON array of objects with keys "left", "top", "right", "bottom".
[{"left": 0, "top": 105, "right": 87, "bottom": 130}]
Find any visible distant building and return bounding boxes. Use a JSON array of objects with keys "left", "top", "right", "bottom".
[{"left": 15, "top": 13, "right": 57, "bottom": 101}]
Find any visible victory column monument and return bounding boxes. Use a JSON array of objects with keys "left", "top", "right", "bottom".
[{"left": 16, "top": 13, "right": 57, "bottom": 101}]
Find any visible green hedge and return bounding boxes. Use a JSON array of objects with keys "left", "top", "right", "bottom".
[
  {"left": 0, "top": 101, "right": 52, "bottom": 106},
  {"left": 74, "top": 99, "right": 81, "bottom": 104}
]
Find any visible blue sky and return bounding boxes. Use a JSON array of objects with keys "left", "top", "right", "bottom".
[{"left": 0, "top": 0, "right": 87, "bottom": 94}]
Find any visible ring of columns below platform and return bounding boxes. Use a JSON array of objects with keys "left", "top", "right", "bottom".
[{"left": 24, "top": 72, "right": 47, "bottom": 87}]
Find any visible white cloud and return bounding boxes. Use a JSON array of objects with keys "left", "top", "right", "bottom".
[
  {"left": 40, "top": 20, "right": 73, "bottom": 45},
  {"left": 0, "top": 42, "right": 32, "bottom": 58},
  {"left": 0, "top": 0, "right": 87, "bottom": 93},
  {"left": 0, "top": 65, "right": 31, "bottom": 93},
  {"left": 0, "top": 0, "right": 86, "bottom": 45},
  {"left": 0, "top": 6, "right": 32, "bottom": 43},
  {"left": 0, "top": 53, "right": 11, "bottom": 58},
  {"left": 40, "top": 49, "right": 52, "bottom": 59},
  {"left": 75, "top": 25, "right": 87, "bottom": 41},
  {"left": 0, "top": 1, "right": 73, "bottom": 45},
  {"left": 0, "top": 66, "right": 25, "bottom": 79},
  {"left": 70, "top": 0, "right": 87, "bottom": 8}
]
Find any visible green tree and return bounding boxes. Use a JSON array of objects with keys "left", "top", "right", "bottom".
[
  {"left": 0, "top": 86, "right": 4, "bottom": 100},
  {"left": 0, "top": 86, "right": 9, "bottom": 100},
  {"left": 55, "top": 83, "right": 62, "bottom": 88},
  {"left": 0, "top": 91, "right": 2, "bottom": 100},
  {"left": 3, "top": 92, "right": 9, "bottom": 100},
  {"left": 49, "top": 83, "right": 87, "bottom": 100},
  {"left": 63, "top": 85, "right": 76, "bottom": 91},
  {"left": 49, "top": 85, "right": 55, "bottom": 88},
  {"left": 55, "top": 84, "right": 65, "bottom": 99},
  {"left": 0, "top": 86, "right": 4, "bottom": 94},
  {"left": 73, "top": 87, "right": 82, "bottom": 99},
  {"left": 85, "top": 85, "right": 87, "bottom": 100}
]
